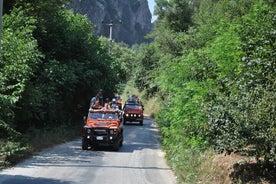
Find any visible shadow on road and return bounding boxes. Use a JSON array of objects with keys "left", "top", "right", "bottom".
[
  {"left": 9, "top": 140, "right": 104, "bottom": 168},
  {"left": 120, "top": 116, "right": 161, "bottom": 153},
  {"left": 0, "top": 174, "right": 70, "bottom": 184},
  {"left": 4, "top": 116, "right": 161, "bottom": 168}
]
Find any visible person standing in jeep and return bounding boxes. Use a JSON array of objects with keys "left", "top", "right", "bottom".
[
  {"left": 90, "top": 90, "right": 104, "bottom": 108},
  {"left": 98, "top": 89, "right": 104, "bottom": 106},
  {"left": 90, "top": 92, "right": 100, "bottom": 108}
]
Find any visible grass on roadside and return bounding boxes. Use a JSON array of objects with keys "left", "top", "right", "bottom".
[{"left": 25, "top": 123, "right": 81, "bottom": 153}]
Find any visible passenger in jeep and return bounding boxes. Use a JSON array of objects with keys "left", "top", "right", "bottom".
[
  {"left": 90, "top": 93, "right": 100, "bottom": 106},
  {"left": 91, "top": 101, "right": 102, "bottom": 109},
  {"left": 101, "top": 103, "right": 110, "bottom": 110},
  {"left": 110, "top": 98, "right": 117, "bottom": 109}
]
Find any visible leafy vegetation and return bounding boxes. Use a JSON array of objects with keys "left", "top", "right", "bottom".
[
  {"left": 0, "top": 0, "right": 275, "bottom": 183},
  {"left": 0, "top": 0, "right": 127, "bottom": 168},
  {"left": 132, "top": 0, "right": 275, "bottom": 183}
]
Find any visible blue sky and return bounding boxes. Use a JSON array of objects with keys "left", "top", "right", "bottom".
[{"left": 148, "top": 0, "right": 157, "bottom": 22}]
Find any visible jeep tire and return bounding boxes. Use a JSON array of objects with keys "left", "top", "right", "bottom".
[{"left": 82, "top": 137, "right": 89, "bottom": 150}]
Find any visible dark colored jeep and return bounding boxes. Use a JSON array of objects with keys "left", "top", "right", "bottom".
[
  {"left": 123, "top": 102, "right": 144, "bottom": 126},
  {"left": 82, "top": 109, "right": 123, "bottom": 151}
]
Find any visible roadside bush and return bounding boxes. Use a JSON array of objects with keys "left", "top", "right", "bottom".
[{"left": 206, "top": 1, "right": 276, "bottom": 162}]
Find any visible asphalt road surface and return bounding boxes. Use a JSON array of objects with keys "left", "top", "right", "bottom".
[{"left": 0, "top": 116, "right": 177, "bottom": 184}]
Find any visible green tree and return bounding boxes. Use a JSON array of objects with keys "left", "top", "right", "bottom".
[
  {"left": 0, "top": 7, "right": 41, "bottom": 165},
  {"left": 132, "top": 43, "right": 160, "bottom": 96},
  {"left": 206, "top": 1, "right": 276, "bottom": 162},
  {"left": 0, "top": 7, "right": 42, "bottom": 128},
  {"left": 107, "top": 40, "right": 135, "bottom": 85},
  {"left": 154, "top": 0, "right": 195, "bottom": 32},
  {"left": 9, "top": 1, "right": 122, "bottom": 129},
  {"left": 142, "top": 0, "right": 275, "bottom": 182}
]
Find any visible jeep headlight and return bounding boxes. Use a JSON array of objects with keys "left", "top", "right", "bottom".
[{"left": 87, "top": 129, "right": 92, "bottom": 134}]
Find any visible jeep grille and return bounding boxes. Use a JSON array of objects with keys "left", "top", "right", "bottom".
[{"left": 93, "top": 129, "right": 107, "bottom": 136}]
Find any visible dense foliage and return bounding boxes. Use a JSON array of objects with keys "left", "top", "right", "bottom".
[
  {"left": 131, "top": 0, "right": 275, "bottom": 182},
  {"left": 205, "top": 1, "right": 276, "bottom": 162},
  {"left": 0, "top": 0, "right": 275, "bottom": 183},
  {"left": 0, "top": 0, "right": 127, "bottom": 167}
]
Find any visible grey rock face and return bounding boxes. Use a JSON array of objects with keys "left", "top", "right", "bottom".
[{"left": 68, "top": 0, "right": 153, "bottom": 45}]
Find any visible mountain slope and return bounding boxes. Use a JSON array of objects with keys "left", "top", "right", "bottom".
[{"left": 68, "top": 0, "right": 153, "bottom": 45}]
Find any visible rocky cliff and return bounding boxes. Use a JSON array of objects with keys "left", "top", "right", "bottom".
[{"left": 68, "top": 0, "right": 153, "bottom": 45}]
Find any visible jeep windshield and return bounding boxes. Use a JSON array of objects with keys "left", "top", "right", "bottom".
[
  {"left": 125, "top": 104, "right": 142, "bottom": 110},
  {"left": 88, "top": 112, "right": 117, "bottom": 120}
]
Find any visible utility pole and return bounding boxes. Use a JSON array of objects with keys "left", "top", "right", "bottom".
[{"left": 102, "top": 20, "right": 122, "bottom": 54}]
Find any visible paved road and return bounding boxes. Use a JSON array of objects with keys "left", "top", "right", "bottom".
[{"left": 0, "top": 116, "right": 177, "bottom": 184}]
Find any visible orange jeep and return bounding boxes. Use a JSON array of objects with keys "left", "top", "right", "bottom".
[
  {"left": 123, "top": 102, "right": 144, "bottom": 126},
  {"left": 82, "top": 109, "right": 123, "bottom": 151}
]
